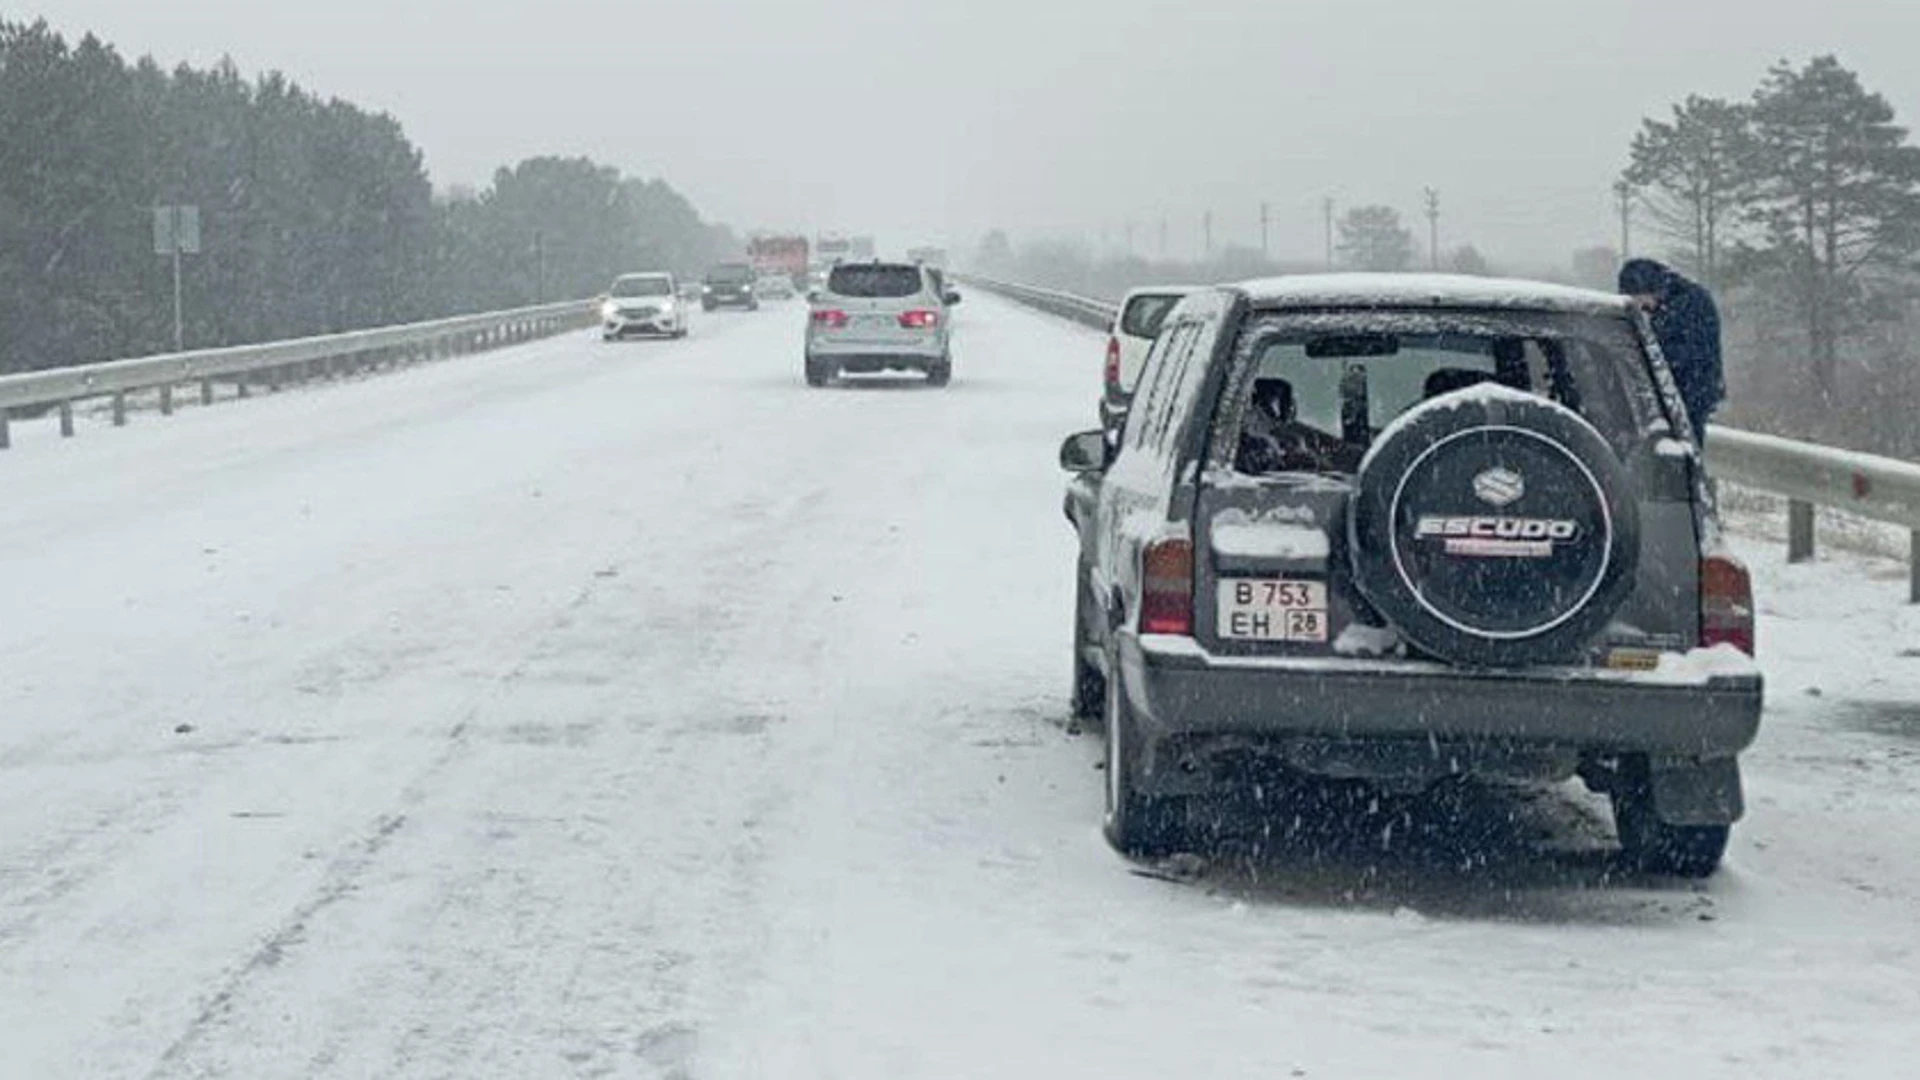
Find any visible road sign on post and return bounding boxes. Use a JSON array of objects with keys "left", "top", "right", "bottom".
[{"left": 154, "top": 205, "right": 200, "bottom": 352}]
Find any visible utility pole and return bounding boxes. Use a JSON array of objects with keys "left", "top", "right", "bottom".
[
  {"left": 1423, "top": 187, "right": 1441, "bottom": 271},
  {"left": 1260, "top": 202, "right": 1271, "bottom": 259},
  {"left": 1203, "top": 211, "right": 1214, "bottom": 259},
  {"left": 1614, "top": 180, "right": 1634, "bottom": 258},
  {"left": 1159, "top": 216, "right": 1168, "bottom": 258},
  {"left": 1124, "top": 220, "right": 1136, "bottom": 257},
  {"left": 1323, "top": 197, "right": 1336, "bottom": 269}
]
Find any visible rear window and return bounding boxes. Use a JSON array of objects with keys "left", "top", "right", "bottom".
[
  {"left": 828, "top": 265, "right": 923, "bottom": 299},
  {"left": 706, "top": 264, "right": 753, "bottom": 283},
  {"left": 1120, "top": 293, "right": 1183, "bottom": 339},
  {"left": 1221, "top": 310, "right": 1649, "bottom": 477}
]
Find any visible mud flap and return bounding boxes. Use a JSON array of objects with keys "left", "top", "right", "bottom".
[{"left": 1649, "top": 756, "right": 1744, "bottom": 826}]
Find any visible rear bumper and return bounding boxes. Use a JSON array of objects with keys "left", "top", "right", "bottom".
[
  {"left": 808, "top": 339, "right": 947, "bottom": 369},
  {"left": 1117, "top": 633, "right": 1763, "bottom": 765}
]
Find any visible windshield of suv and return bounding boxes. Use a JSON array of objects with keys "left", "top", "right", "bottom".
[
  {"left": 827, "top": 264, "right": 923, "bottom": 298},
  {"left": 610, "top": 276, "right": 671, "bottom": 298},
  {"left": 706, "top": 264, "right": 753, "bottom": 284},
  {"left": 1227, "top": 311, "right": 1647, "bottom": 476}
]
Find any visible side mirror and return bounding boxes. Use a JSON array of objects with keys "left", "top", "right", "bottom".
[
  {"left": 943, "top": 290, "right": 963, "bottom": 306},
  {"left": 1059, "top": 429, "right": 1109, "bottom": 474}
]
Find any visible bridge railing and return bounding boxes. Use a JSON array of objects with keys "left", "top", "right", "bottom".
[
  {"left": 961, "top": 273, "right": 1920, "bottom": 602},
  {"left": 0, "top": 298, "right": 596, "bottom": 448}
]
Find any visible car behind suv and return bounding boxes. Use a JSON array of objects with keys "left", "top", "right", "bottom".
[
  {"left": 805, "top": 262, "right": 952, "bottom": 387},
  {"left": 702, "top": 263, "right": 759, "bottom": 311},
  {"left": 1100, "top": 287, "right": 1191, "bottom": 435},
  {"left": 1061, "top": 275, "right": 1762, "bottom": 876}
]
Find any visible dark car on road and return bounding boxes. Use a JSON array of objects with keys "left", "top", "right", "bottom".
[
  {"left": 702, "top": 263, "right": 759, "bottom": 312},
  {"left": 1060, "top": 275, "right": 1762, "bottom": 876}
]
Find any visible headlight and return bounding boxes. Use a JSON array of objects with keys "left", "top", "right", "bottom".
[
  {"left": 600, "top": 300, "right": 618, "bottom": 319},
  {"left": 659, "top": 299, "right": 676, "bottom": 314}
]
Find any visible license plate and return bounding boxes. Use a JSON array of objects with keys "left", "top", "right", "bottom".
[{"left": 1217, "top": 579, "right": 1329, "bottom": 642}]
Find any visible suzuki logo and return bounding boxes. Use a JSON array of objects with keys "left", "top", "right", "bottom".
[{"left": 1473, "top": 468, "right": 1525, "bottom": 508}]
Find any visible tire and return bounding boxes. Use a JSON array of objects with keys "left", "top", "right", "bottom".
[
  {"left": 926, "top": 359, "right": 952, "bottom": 387},
  {"left": 1103, "top": 668, "right": 1189, "bottom": 858},
  {"left": 804, "top": 358, "right": 832, "bottom": 387},
  {"left": 1611, "top": 757, "right": 1731, "bottom": 877},
  {"left": 1070, "top": 565, "right": 1105, "bottom": 724},
  {"left": 702, "top": 301, "right": 716, "bottom": 313},
  {"left": 1348, "top": 386, "right": 1640, "bottom": 666}
]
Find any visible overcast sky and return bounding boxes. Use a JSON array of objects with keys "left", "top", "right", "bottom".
[{"left": 27, "top": 0, "right": 1920, "bottom": 267}]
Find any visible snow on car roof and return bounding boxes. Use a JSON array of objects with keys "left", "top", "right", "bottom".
[{"left": 1235, "top": 273, "right": 1632, "bottom": 315}]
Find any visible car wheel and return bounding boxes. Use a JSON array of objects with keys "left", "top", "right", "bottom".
[
  {"left": 702, "top": 301, "right": 715, "bottom": 313},
  {"left": 926, "top": 359, "right": 952, "bottom": 387},
  {"left": 1610, "top": 756, "right": 1731, "bottom": 877},
  {"left": 1070, "top": 565, "right": 1105, "bottom": 724},
  {"left": 804, "top": 358, "right": 832, "bottom": 387},
  {"left": 1103, "top": 668, "right": 1188, "bottom": 858}
]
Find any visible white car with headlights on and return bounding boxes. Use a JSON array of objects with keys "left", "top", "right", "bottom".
[{"left": 602, "top": 272, "right": 688, "bottom": 340}]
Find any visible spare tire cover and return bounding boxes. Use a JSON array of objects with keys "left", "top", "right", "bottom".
[{"left": 1349, "top": 386, "right": 1640, "bottom": 666}]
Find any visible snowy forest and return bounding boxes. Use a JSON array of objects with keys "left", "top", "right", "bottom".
[{"left": 0, "top": 19, "right": 740, "bottom": 377}]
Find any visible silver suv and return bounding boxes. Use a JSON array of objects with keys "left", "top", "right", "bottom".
[
  {"left": 1061, "top": 275, "right": 1762, "bottom": 876},
  {"left": 805, "top": 262, "right": 953, "bottom": 387}
]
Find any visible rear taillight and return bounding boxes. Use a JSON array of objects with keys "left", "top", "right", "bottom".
[
  {"left": 1139, "top": 537, "right": 1194, "bottom": 636},
  {"left": 812, "top": 309, "right": 849, "bottom": 329},
  {"left": 1104, "top": 336, "right": 1122, "bottom": 392},
  {"left": 1700, "top": 554, "right": 1755, "bottom": 656},
  {"left": 898, "top": 309, "right": 940, "bottom": 329}
]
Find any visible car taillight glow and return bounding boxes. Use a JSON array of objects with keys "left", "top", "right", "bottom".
[
  {"left": 812, "top": 309, "right": 850, "bottom": 329},
  {"left": 899, "top": 309, "right": 940, "bottom": 329},
  {"left": 1104, "top": 336, "right": 1122, "bottom": 391},
  {"left": 1140, "top": 537, "right": 1194, "bottom": 636},
  {"left": 1700, "top": 554, "right": 1755, "bottom": 656}
]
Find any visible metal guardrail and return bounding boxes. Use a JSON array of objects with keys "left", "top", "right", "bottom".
[
  {"left": 0, "top": 299, "right": 596, "bottom": 448},
  {"left": 964, "top": 273, "right": 1920, "bottom": 602}
]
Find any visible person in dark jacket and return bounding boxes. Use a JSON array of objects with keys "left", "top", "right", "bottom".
[{"left": 1619, "top": 259, "right": 1724, "bottom": 443}]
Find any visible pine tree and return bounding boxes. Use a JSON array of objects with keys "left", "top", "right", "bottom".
[
  {"left": 1623, "top": 95, "right": 1755, "bottom": 286},
  {"left": 1743, "top": 56, "right": 1920, "bottom": 403}
]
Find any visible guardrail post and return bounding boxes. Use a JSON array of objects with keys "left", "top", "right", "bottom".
[
  {"left": 237, "top": 378, "right": 250, "bottom": 399},
  {"left": 1787, "top": 499, "right": 1815, "bottom": 563},
  {"left": 59, "top": 402, "right": 73, "bottom": 437},
  {"left": 200, "top": 379, "right": 212, "bottom": 406},
  {"left": 112, "top": 391, "right": 127, "bottom": 427},
  {"left": 0, "top": 409, "right": 9, "bottom": 450},
  {"left": 159, "top": 384, "right": 173, "bottom": 416},
  {"left": 1911, "top": 532, "right": 1919, "bottom": 604}
]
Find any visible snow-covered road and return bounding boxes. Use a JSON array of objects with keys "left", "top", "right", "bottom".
[{"left": 3, "top": 293, "right": 1918, "bottom": 1078}]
